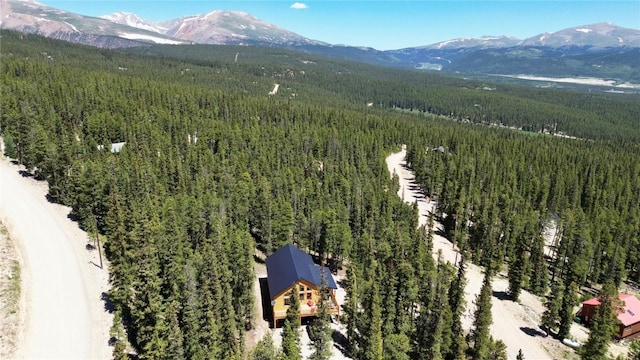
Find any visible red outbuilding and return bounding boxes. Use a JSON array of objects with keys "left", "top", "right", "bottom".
[{"left": 580, "top": 293, "right": 640, "bottom": 340}]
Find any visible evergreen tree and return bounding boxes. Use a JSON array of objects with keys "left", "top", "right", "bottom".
[
  {"left": 528, "top": 232, "right": 548, "bottom": 295},
  {"left": 343, "top": 265, "right": 360, "bottom": 356},
  {"left": 362, "top": 278, "right": 383, "bottom": 360},
  {"left": 112, "top": 340, "right": 128, "bottom": 360},
  {"left": 517, "top": 349, "right": 525, "bottom": 360},
  {"left": 110, "top": 310, "right": 129, "bottom": 360},
  {"left": 558, "top": 282, "right": 578, "bottom": 340},
  {"left": 165, "top": 301, "right": 185, "bottom": 359},
  {"left": 471, "top": 270, "right": 493, "bottom": 360},
  {"left": 383, "top": 333, "right": 411, "bottom": 360},
  {"left": 281, "top": 288, "right": 301, "bottom": 360},
  {"left": 488, "top": 338, "right": 508, "bottom": 360},
  {"left": 250, "top": 333, "right": 280, "bottom": 360},
  {"left": 309, "top": 277, "right": 332, "bottom": 360},
  {"left": 541, "top": 281, "right": 564, "bottom": 336},
  {"left": 422, "top": 258, "right": 454, "bottom": 360},
  {"left": 508, "top": 236, "right": 527, "bottom": 301},
  {"left": 446, "top": 256, "right": 468, "bottom": 360}
]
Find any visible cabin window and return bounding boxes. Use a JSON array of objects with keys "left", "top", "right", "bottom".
[
  {"left": 284, "top": 296, "right": 290, "bottom": 306},
  {"left": 299, "top": 285, "right": 305, "bottom": 292},
  {"left": 299, "top": 293, "right": 305, "bottom": 300},
  {"left": 307, "top": 292, "right": 313, "bottom": 300}
]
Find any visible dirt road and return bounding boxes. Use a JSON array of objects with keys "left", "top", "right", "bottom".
[
  {"left": 387, "top": 147, "right": 559, "bottom": 360},
  {"left": 0, "top": 158, "right": 112, "bottom": 359}
]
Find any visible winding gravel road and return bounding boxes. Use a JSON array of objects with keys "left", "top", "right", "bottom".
[
  {"left": 0, "top": 158, "right": 112, "bottom": 359},
  {"left": 386, "top": 146, "right": 557, "bottom": 360}
]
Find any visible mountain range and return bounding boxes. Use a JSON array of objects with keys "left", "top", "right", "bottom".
[{"left": 2, "top": 0, "right": 640, "bottom": 84}]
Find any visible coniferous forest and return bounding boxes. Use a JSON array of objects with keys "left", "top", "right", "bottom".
[{"left": 1, "top": 30, "right": 640, "bottom": 359}]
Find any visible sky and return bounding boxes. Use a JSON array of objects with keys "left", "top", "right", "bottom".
[{"left": 41, "top": 1, "right": 640, "bottom": 50}]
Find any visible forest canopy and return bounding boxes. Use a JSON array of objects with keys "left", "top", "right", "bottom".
[{"left": 1, "top": 30, "right": 639, "bottom": 359}]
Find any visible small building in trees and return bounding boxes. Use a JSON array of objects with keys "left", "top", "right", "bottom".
[
  {"left": 265, "top": 244, "right": 340, "bottom": 327},
  {"left": 580, "top": 293, "right": 640, "bottom": 340},
  {"left": 97, "top": 142, "right": 126, "bottom": 153}
]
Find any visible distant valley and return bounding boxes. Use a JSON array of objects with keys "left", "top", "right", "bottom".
[{"left": 2, "top": 0, "right": 640, "bottom": 88}]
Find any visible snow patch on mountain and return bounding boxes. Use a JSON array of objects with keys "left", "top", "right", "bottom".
[
  {"left": 118, "top": 33, "right": 183, "bottom": 44},
  {"left": 63, "top": 21, "right": 78, "bottom": 32},
  {"left": 427, "top": 35, "right": 521, "bottom": 49}
]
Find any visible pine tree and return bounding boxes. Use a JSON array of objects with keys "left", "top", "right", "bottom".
[
  {"left": 580, "top": 280, "right": 620, "bottom": 360},
  {"left": 508, "top": 234, "right": 527, "bottom": 301},
  {"left": 517, "top": 349, "right": 525, "bottom": 360},
  {"left": 343, "top": 265, "right": 360, "bottom": 356},
  {"left": 165, "top": 301, "right": 185, "bottom": 359},
  {"left": 110, "top": 310, "right": 129, "bottom": 360},
  {"left": 250, "top": 333, "right": 280, "bottom": 360},
  {"left": 471, "top": 270, "right": 493, "bottom": 360},
  {"left": 423, "top": 258, "right": 453, "bottom": 360},
  {"left": 528, "top": 233, "right": 548, "bottom": 295},
  {"left": 362, "top": 278, "right": 383, "bottom": 360},
  {"left": 447, "top": 255, "right": 468, "bottom": 360},
  {"left": 309, "top": 276, "right": 332, "bottom": 360},
  {"left": 558, "top": 282, "right": 578, "bottom": 340},
  {"left": 112, "top": 340, "right": 128, "bottom": 360},
  {"left": 488, "top": 338, "right": 508, "bottom": 360},
  {"left": 383, "top": 333, "right": 411, "bottom": 360},
  {"left": 281, "top": 288, "right": 301, "bottom": 360},
  {"left": 541, "top": 281, "right": 564, "bottom": 336}
]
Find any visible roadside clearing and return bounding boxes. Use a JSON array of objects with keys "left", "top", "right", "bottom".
[{"left": 0, "top": 221, "right": 21, "bottom": 359}]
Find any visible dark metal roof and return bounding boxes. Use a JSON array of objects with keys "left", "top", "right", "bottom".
[{"left": 265, "top": 244, "right": 337, "bottom": 300}]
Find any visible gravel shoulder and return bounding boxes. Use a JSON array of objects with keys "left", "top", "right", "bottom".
[
  {"left": 0, "top": 221, "right": 21, "bottom": 359},
  {"left": 386, "top": 146, "right": 571, "bottom": 360},
  {"left": 0, "top": 157, "right": 112, "bottom": 359}
]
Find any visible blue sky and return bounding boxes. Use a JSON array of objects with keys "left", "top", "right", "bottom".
[{"left": 41, "top": 1, "right": 640, "bottom": 50}]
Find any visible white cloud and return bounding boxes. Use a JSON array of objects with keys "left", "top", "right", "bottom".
[{"left": 290, "top": 2, "right": 308, "bottom": 10}]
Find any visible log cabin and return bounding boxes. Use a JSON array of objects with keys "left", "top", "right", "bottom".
[{"left": 265, "top": 244, "right": 340, "bottom": 327}]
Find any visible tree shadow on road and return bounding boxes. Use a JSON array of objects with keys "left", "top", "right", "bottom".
[
  {"left": 101, "top": 291, "right": 115, "bottom": 314},
  {"left": 492, "top": 290, "right": 511, "bottom": 301},
  {"left": 332, "top": 329, "right": 351, "bottom": 358},
  {"left": 520, "top": 326, "right": 548, "bottom": 337}
]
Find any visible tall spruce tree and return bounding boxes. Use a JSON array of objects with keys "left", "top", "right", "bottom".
[
  {"left": 471, "top": 270, "right": 493, "bottom": 360},
  {"left": 423, "top": 259, "right": 453, "bottom": 360},
  {"left": 363, "top": 279, "right": 384, "bottom": 360},
  {"left": 309, "top": 276, "right": 332, "bottom": 360},
  {"left": 343, "top": 265, "right": 360, "bottom": 356},
  {"left": 508, "top": 237, "right": 527, "bottom": 301},
  {"left": 542, "top": 281, "right": 564, "bottom": 336},
  {"left": 558, "top": 282, "right": 578, "bottom": 340},
  {"left": 447, "top": 255, "right": 468, "bottom": 360},
  {"left": 281, "top": 288, "right": 301, "bottom": 360}
]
